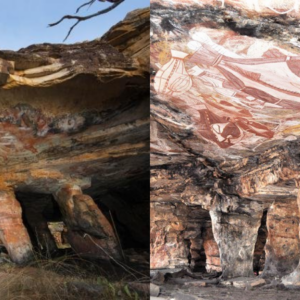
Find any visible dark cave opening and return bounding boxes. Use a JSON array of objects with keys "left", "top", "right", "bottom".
[
  {"left": 90, "top": 178, "right": 150, "bottom": 252},
  {"left": 253, "top": 209, "right": 268, "bottom": 275},
  {"left": 14, "top": 177, "right": 150, "bottom": 264},
  {"left": 183, "top": 207, "right": 221, "bottom": 274},
  {"left": 16, "top": 192, "right": 70, "bottom": 256}
]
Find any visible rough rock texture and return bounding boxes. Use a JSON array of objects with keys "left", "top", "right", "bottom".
[
  {"left": 55, "top": 185, "right": 121, "bottom": 260},
  {"left": 0, "top": 7, "right": 149, "bottom": 263},
  {"left": 150, "top": 0, "right": 300, "bottom": 284},
  {"left": 210, "top": 197, "right": 264, "bottom": 278},
  {"left": 101, "top": 8, "right": 150, "bottom": 73},
  {"left": 263, "top": 200, "right": 300, "bottom": 276},
  {"left": 150, "top": 201, "right": 220, "bottom": 270},
  {"left": 0, "top": 190, "right": 33, "bottom": 264}
]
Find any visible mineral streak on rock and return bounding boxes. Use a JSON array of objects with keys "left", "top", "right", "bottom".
[
  {"left": 0, "top": 8, "right": 149, "bottom": 263},
  {"left": 150, "top": 0, "right": 300, "bottom": 285}
]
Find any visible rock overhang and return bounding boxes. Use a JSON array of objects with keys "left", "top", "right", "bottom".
[{"left": 0, "top": 7, "right": 150, "bottom": 195}]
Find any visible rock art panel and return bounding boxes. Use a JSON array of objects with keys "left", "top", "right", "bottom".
[
  {"left": 151, "top": 0, "right": 300, "bottom": 283},
  {"left": 153, "top": 27, "right": 300, "bottom": 150}
]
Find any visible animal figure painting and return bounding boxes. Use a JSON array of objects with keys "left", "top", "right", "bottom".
[{"left": 153, "top": 24, "right": 300, "bottom": 149}]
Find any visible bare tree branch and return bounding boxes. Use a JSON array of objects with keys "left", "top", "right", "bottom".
[
  {"left": 49, "top": 0, "right": 125, "bottom": 41},
  {"left": 76, "top": 0, "right": 97, "bottom": 13}
]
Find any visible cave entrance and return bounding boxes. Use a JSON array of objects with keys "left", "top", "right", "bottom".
[
  {"left": 16, "top": 192, "right": 71, "bottom": 256},
  {"left": 253, "top": 209, "right": 268, "bottom": 275},
  {"left": 85, "top": 178, "right": 150, "bottom": 265},
  {"left": 183, "top": 206, "right": 221, "bottom": 274}
]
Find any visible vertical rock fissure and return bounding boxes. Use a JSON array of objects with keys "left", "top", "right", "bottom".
[{"left": 253, "top": 210, "right": 268, "bottom": 276}]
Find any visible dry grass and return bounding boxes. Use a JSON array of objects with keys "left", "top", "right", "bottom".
[{"left": 0, "top": 253, "right": 149, "bottom": 300}]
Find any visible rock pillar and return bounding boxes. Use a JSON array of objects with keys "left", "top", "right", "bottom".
[
  {"left": 54, "top": 185, "right": 122, "bottom": 261},
  {"left": 282, "top": 188, "right": 300, "bottom": 285},
  {"left": 210, "top": 195, "right": 263, "bottom": 279},
  {"left": 0, "top": 190, "right": 33, "bottom": 264},
  {"left": 263, "top": 200, "right": 300, "bottom": 277}
]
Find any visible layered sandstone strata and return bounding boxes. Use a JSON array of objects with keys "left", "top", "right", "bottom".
[{"left": 0, "top": 7, "right": 149, "bottom": 264}]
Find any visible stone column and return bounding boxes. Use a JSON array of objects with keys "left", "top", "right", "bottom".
[
  {"left": 263, "top": 200, "right": 300, "bottom": 277},
  {"left": 0, "top": 190, "right": 33, "bottom": 264},
  {"left": 282, "top": 188, "right": 300, "bottom": 285},
  {"left": 202, "top": 226, "right": 221, "bottom": 273},
  {"left": 210, "top": 195, "right": 263, "bottom": 279},
  {"left": 54, "top": 185, "right": 122, "bottom": 261}
]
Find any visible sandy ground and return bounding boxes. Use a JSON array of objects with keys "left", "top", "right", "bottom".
[{"left": 156, "top": 282, "right": 300, "bottom": 300}]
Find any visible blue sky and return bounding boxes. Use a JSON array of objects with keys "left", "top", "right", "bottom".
[{"left": 0, "top": 0, "right": 149, "bottom": 50}]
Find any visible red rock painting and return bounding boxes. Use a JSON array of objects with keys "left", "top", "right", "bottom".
[{"left": 152, "top": 26, "right": 300, "bottom": 149}]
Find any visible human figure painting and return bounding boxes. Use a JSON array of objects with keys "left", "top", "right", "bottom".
[{"left": 151, "top": 0, "right": 300, "bottom": 153}]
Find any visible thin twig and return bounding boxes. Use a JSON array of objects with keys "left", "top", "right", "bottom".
[
  {"left": 76, "top": 0, "right": 97, "bottom": 13},
  {"left": 109, "top": 210, "right": 127, "bottom": 263},
  {"left": 83, "top": 233, "right": 138, "bottom": 280},
  {"left": 49, "top": 0, "right": 125, "bottom": 41}
]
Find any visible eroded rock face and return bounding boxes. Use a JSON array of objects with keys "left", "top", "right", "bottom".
[
  {"left": 0, "top": 8, "right": 149, "bottom": 263},
  {"left": 210, "top": 197, "right": 264, "bottom": 278},
  {"left": 55, "top": 185, "right": 121, "bottom": 260},
  {"left": 0, "top": 190, "right": 33, "bottom": 264},
  {"left": 263, "top": 200, "right": 300, "bottom": 276},
  {"left": 150, "top": 0, "right": 300, "bottom": 283}
]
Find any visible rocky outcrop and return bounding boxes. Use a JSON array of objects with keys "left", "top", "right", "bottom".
[
  {"left": 150, "top": 0, "right": 300, "bottom": 285},
  {"left": 101, "top": 8, "right": 150, "bottom": 73},
  {"left": 0, "top": 7, "right": 149, "bottom": 263}
]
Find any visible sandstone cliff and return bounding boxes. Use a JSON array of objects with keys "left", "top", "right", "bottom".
[{"left": 0, "top": 7, "right": 149, "bottom": 264}]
